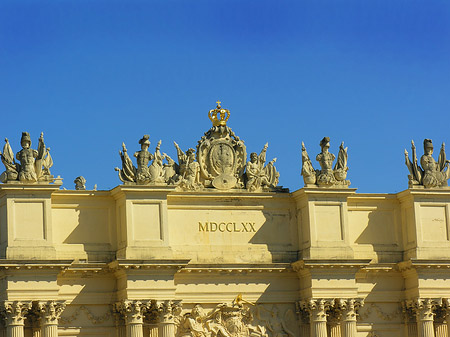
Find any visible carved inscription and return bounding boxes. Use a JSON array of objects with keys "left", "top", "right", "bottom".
[{"left": 198, "top": 221, "right": 256, "bottom": 232}]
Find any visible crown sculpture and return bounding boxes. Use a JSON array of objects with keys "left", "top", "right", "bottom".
[
  {"left": 115, "top": 101, "right": 282, "bottom": 192},
  {"left": 301, "top": 137, "right": 350, "bottom": 188},
  {"left": 405, "top": 139, "right": 450, "bottom": 188},
  {"left": 0, "top": 132, "right": 59, "bottom": 184}
]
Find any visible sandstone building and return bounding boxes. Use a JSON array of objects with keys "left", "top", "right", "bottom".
[{"left": 1, "top": 103, "right": 450, "bottom": 337}]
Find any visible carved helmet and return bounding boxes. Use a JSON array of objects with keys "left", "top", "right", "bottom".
[
  {"left": 423, "top": 139, "right": 433, "bottom": 149},
  {"left": 320, "top": 137, "right": 330, "bottom": 148},
  {"left": 139, "top": 135, "right": 150, "bottom": 146},
  {"left": 20, "top": 132, "right": 31, "bottom": 146}
]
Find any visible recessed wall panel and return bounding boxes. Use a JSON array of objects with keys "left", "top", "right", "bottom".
[
  {"left": 132, "top": 203, "right": 162, "bottom": 241},
  {"left": 14, "top": 201, "right": 45, "bottom": 240},
  {"left": 315, "top": 204, "right": 342, "bottom": 241},
  {"left": 420, "top": 205, "right": 448, "bottom": 242}
]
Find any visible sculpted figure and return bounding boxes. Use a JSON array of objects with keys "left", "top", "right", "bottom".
[
  {"left": 405, "top": 139, "right": 450, "bottom": 188},
  {"left": 179, "top": 148, "right": 203, "bottom": 191},
  {"left": 74, "top": 176, "right": 86, "bottom": 190},
  {"left": 116, "top": 136, "right": 185, "bottom": 186},
  {"left": 265, "top": 307, "right": 295, "bottom": 337},
  {"left": 0, "top": 132, "right": 55, "bottom": 184},
  {"left": 179, "top": 305, "right": 210, "bottom": 337},
  {"left": 300, "top": 137, "right": 350, "bottom": 188},
  {"left": 316, "top": 137, "right": 336, "bottom": 186},
  {"left": 245, "top": 143, "right": 279, "bottom": 192},
  {"left": 134, "top": 135, "right": 153, "bottom": 184},
  {"left": 16, "top": 132, "right": 39, "bottom": 182}
]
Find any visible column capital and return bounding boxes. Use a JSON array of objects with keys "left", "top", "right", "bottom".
[
  {"left": 299, "top": 298, "right": 330, "bottom": 322},
  {"left": 0, "top": 301, "right": 32, "bottom": 326},
  {"left": 335, "top": 298, "right": 364, "bottom": 321},
  {"left": 157, "top": 300, "right": 182, "bottom": 324},
  {"left": 34, "top": 300, "right": 66, "bottom": 325},
  {"left": 114, "top": 300, "right": 146, "bottom": 325},
  {"left": 405, "top": 298, "right": 437, "bottom": 321}
]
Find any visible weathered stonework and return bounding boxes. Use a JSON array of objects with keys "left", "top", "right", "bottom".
[{"left": 1, "top": 104, "right": 450, "bottom": 336}]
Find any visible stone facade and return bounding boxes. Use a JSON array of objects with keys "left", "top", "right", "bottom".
[{"left": 1, "top": 103, "right": 450, "bottom": 337}]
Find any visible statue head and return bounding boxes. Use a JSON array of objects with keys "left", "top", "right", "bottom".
[
  {"left": 20, "top": 132, "right": 31, "bottom": 149},
  {"left": 74, "top": 176, "right": 86, "bottom": 190},
  {"left": 250, "top": 152, "right": 258, "bottom": 163},
  {"left": 320, "top": 137, "right": 330, "bottom": 152},
  {"left": 424, "top": 139, "right": 433, "bottom": 155},
  {"left": 423, "top": 138, "right": 433, "bottom": 155},
  {"left": 186, "top": 148, "right": 196, "bottom": 160},
  {"left": 139, "top": 135, "right": 150, "bottom": 150},
  {"left": 191, "top": 304, "right": 203, "bottom": 318}
]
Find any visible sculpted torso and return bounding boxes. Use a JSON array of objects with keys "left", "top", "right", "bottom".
[
  {"left": 16, "top": 147, "right": 38, "bottom": 181},
  {"left": 316, "top": 152, "right": 335, "bottom": 173}
]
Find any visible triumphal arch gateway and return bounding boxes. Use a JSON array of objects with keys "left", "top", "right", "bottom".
[{"left": 1, "top": 102, "right": 450, "bottom": 337}]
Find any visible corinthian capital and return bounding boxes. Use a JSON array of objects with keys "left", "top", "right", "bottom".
[
  {"left": 336, "top": 298, "right": 364, "bottom": 321},
  {"left": 158, "top": 300, "right": 177, "bottom": 323},
  {"left": 35, "top": 300, "right": 66, "bottom": 325},
  {"left": 405, "top": 298, "right": 437, "bottom": 321},
  {"left": 114, "top": 300, "right": 146, "bottom": 324},
  {"left": 1, "top": 301, "right": 32, "bottom": 325},
  {"left": 299, "top": 299, "right": 330, "bottom": 322}
]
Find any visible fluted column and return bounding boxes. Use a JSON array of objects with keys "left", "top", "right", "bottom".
[
  {"left": 403, "top": 301, "right": 418, "bottom": 337},
  {"left": 36, "top": 301, "right": 66, "bottom": 337},
  {"left": 116, "top": 301, "right": 146, "bottom": 337},
  {"left": 306, "top": 299, "right": 328, "bottom": 337},
  {"left": 415, "top": 299, "right": 435, "bottom": 337},
  {"left": 148, "top": 325, "right": 158, "bottom": 337},
  {"left": 158, "top": 301, "right": 175, "bottom": 337},
  {"left": 339, "top": 299, "right": 362, "bottom": 337},
  {"left": 112, "top": 303, "right": 126, "bottom": 337},
  {"left": 1, "top": 301, "right": 31, "bottom": 337},
  {"left": 32, "top": 327, "right": 41, "bottom": 337},
  {"left": 327, "top": 301, "right": 341, "bottom": 337}
]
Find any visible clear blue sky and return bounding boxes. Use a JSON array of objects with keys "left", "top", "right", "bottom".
[{"left": 1, "top": 0, "right": 449, "bottom": 193}]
